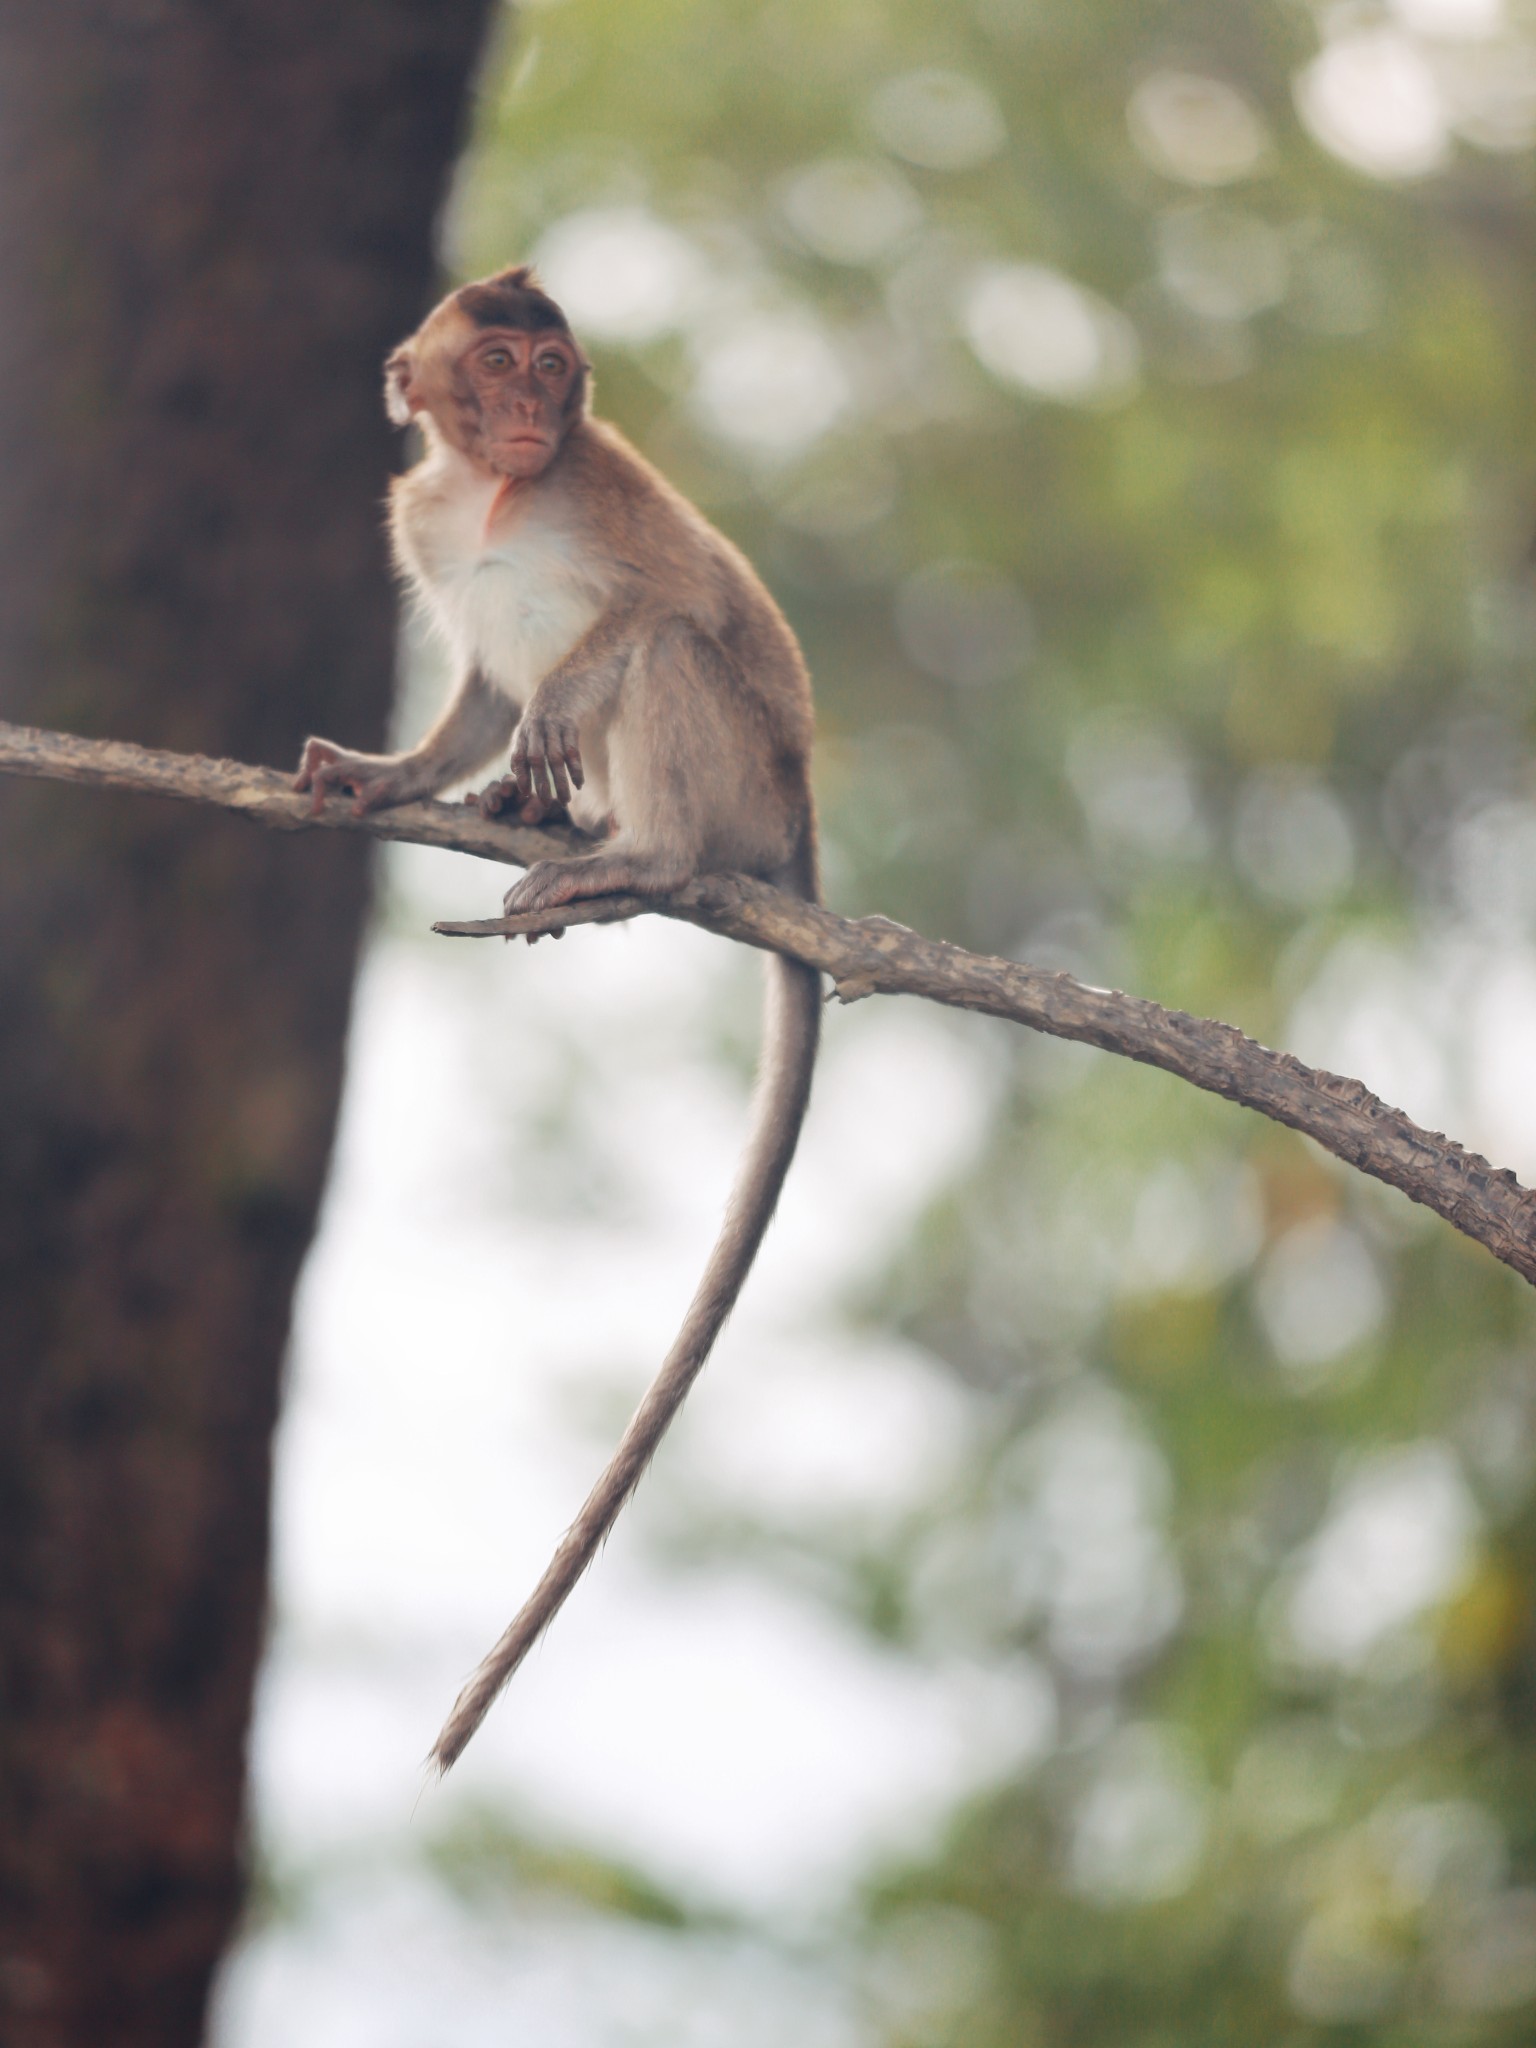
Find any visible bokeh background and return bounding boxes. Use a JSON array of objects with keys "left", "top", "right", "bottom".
[{"left": 214, "top": 1, "right": 1536, "bottom": 2039}]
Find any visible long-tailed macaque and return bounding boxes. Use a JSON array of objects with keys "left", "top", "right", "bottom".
[{"left": 295, "top": 267, "right": 820, "bottom": 1771}]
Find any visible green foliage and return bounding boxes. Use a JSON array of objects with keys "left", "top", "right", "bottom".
[
  {"left": 446, "top": 1, "right": 1536, "bottom": 2036},
  {"left": 429, "top": 1807, "right": 699, "bottom": 1929}
]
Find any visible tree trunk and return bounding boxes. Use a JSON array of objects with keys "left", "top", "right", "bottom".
[{"left": 0, "top": 6, "right": 494, "bottom": 2044}]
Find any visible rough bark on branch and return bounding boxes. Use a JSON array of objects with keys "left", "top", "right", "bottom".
[{"left": 4, "top": 715, "right": 1534, "bottom": 1290}]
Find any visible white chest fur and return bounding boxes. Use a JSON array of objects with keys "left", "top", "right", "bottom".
[{"left": 399, "top": 463, "right": 604, "bottom": 709}]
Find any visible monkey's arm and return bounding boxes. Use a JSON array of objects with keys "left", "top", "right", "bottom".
[
  {"left": 487, "top": 600, "right": 648, "bottom": 814},
  {"left": 294, "top": 666, "right": 516, "bottom": 817}
]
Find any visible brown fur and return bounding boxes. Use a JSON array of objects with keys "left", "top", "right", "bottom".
[{"left": 293, "top": 267, "right": 822, "bottom": 1771}]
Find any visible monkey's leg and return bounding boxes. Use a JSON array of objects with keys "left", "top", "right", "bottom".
[
  {"left": 503, "top": 616, "right": 741, "bottom": 919},
  {"left": 295, "top": 667, "right": 514, "bottom": 816}
]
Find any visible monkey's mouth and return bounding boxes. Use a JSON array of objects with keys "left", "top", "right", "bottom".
[{"left": 492, "top": 433, "right": 555, "bottom": 472}]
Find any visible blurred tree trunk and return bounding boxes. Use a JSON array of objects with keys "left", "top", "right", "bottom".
[{"left": 0, "top": 6, "right": 494, "bottom": 2045}]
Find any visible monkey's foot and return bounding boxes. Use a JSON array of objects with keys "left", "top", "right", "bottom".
[
  {"left": 503, "top": 850, "right": 688, "bottom": 922},
  {"left": 468, "top": 776, "right": 570, "bottom": 828}
]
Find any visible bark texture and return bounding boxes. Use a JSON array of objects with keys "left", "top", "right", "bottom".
[
  {"left": 0, "top": 8, "right": 492, "bottom": 2045},
  {"left": 5, "top": 719, "right": 1533, "bottom": 1294}
]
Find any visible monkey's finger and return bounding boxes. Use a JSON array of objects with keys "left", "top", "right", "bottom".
[
  {"left": 547, "top": 748, "right": 573, "bottom": 808},
  {"left": 313, "top": 760, "right": 364, "bottom": 816},
  {"left": 293, "top": 740, "right": 333, "bottom": 792},
  {"left": 305, "top": 762, "right": 334, "bottom": 812},
  {"left": 509, "top": 745, "right": 535, "bottom": 803},
  {"left": 553, "top": 722, "right": 584, "bottom": 792}
]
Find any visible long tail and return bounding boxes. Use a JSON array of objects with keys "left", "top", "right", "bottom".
[{"left": 431, "top": 939, "right": 821, "bottom": 1772}]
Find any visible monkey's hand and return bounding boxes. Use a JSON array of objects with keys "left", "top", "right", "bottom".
[
  {"left": 508, "top": 708, "right": 584, "bottom": 811},
  {"left": 293, "top": 738, "right": 418, "bottom": 818}
]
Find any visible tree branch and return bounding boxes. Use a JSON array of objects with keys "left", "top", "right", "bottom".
[{"left": 5, "top": 716, "right": 1534, "bottom": 1287}]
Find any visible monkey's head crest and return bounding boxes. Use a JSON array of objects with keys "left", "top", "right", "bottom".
[{"left": 454, "top": 264, "right": 575, "bottom": 337}]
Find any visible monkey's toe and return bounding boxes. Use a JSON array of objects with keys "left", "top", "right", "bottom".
[
  {"left": 472, "top": 775, "right": 519, "bottom": 818},
  {"left": 475, "top": 777, "right": 570, "bottom": 828}
]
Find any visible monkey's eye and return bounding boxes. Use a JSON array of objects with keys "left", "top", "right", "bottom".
[
  {"left": 482, "top": 348, "right": 513, "bottom": 371},
  {"left": 535, "top": 352, "right": 567, "bottom": 376}
]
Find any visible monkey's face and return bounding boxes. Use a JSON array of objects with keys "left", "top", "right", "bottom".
[
  {"left": 458, "top": 328, "right": 582, "bottom": 479},
  {"left": 386, "top": 312, "right": 586, "bottom": 482}
]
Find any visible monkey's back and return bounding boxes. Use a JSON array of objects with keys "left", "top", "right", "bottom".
[{"left": 565, "top": 420, "right": 816, "bottom": 771}]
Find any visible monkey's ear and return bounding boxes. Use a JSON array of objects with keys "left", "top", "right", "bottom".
[
  {"left": 565, "top": 353, "right": 594, "bottom": 419},
  {"left": 384, "top": 348, "right": 418, "bottom": 426}
]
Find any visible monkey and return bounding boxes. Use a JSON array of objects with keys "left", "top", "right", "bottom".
[{"left": 294, "top": 267, "right": 820, "bottom": 1772}]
